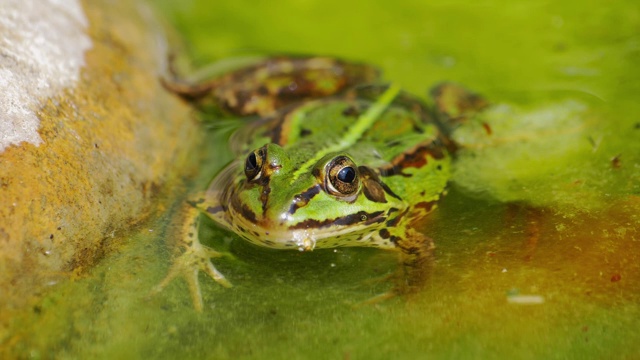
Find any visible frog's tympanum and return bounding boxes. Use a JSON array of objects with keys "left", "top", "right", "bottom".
[{"left": 156, "top": 56, "right": 486, "bottom": 310}]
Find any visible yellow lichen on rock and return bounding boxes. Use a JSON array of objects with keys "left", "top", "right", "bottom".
[{"left": 0, "top": 0, "right": 200, "bottom": 320}]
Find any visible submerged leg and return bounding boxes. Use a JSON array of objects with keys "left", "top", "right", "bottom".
[
  {"left": 395, "top": 228, "right": 436, "bottom": 292},
  {"left": 357, "top": 228, "right": 434, "bottom": 307},
  {"left": 430, "top": 82, "right": 489, "bottom": 125},
  {"left": 151, "top": 203, "right": 232, "bottom": 312},
  {"left": 163, "top": 56, "right": 380, "bottom": 117}
]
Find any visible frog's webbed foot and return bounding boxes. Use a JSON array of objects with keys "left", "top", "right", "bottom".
[
  {"left": 151, "top": 205, "right": 232, "bottom": 312},
  {"left": 152, "top": 239, "right": 232, "bottom": 312}
]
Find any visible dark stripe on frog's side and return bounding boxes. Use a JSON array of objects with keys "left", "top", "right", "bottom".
[
  {"left": 415, "top": 201, "right": 437, "bottom": 213},
  {"left": 386, "top": 208, "right": 409, "bottom": 228},
  {"left": 289, "top": 210, "right": 386, "bottom": 230},
  {"left": 229, "top": 191, "right": 258, "bottom": 223},
  {"left": 379, "top": 141, "right": 446, "bottom": 177},
  {"left": 287, "top": 185, "right": 322, "bottom": 215}
]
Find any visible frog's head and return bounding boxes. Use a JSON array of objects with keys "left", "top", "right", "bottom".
[{"left": 226, "top": 143, "right": 406, "bottom": 251}]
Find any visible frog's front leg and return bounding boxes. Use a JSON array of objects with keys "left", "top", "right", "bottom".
[
  {"left": 361, "top": 225, "right": 434, "bottom": 305},
  {"left": 386, "top": 208, "right": 437, "bottom": 293},
  {"left": 152, "top": 199, "right": 232, "bottom": 312},
  {"left": 395, "top": 228, "right": 436, "bottom": 290}
]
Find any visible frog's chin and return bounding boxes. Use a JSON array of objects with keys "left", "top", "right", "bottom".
[
  {"left": 234, "top": 221, "right": 377, "bottom": 252},
  {"left": 232, "top": 225, "right": 316, "bottom": 251}
]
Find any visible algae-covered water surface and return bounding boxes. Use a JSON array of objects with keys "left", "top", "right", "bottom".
[{"left": 11, "top": 0, "right": 640, "bottom": 358}]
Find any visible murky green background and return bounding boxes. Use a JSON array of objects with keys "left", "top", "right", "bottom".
[{"left": 11, "top": 0, "right": 640, "bottom": 358}]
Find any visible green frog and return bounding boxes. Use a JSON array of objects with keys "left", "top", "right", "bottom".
[{"left": 155, "top": 56, "right": 486, "bottom": 311}]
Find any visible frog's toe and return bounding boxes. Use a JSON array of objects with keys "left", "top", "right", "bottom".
[
  {"left": 183, "top": 266, "right": 205, "bottom": 312},
  {"left": 151, "top": 244, "right": 232, "bottom": 312},
  {"left": 203, "top": 260, "right": 232, "bottom": 289}
]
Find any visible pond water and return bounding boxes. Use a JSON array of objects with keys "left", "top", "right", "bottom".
[{"left": 10, "top": 0, "right": 640, "bottom": 358}]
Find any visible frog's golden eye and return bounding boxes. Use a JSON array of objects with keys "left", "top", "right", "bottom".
[
  {"left": 326, "top": 156, "right": 359, "bottom": 196},
  {"left": 245, "top": 148, "right": 265, "bottom": 181}
]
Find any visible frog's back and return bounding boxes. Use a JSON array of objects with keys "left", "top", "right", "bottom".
[
  {"left": 168, "top": 55, "right": 454, "bottom": 202},
  {"left": 233, "top": 86, "right": 451, "bottom": 202}
]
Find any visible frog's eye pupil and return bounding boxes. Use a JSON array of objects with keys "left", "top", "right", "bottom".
[
  {"left": 246, "top": 153, "right": 257, "bottom": 171},
  {"left": 337, "top": 167, "right": 355, "bottom": 183},
  {"left": 244, "top": 148, "right": 264, "bottom": 181}
]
